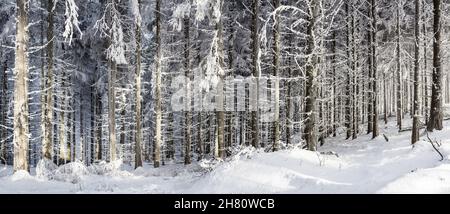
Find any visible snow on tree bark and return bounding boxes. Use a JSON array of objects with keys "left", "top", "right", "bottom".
[
  {"left": 215, "top": 0, "right": 225, "bottom": 160},
  {"left": 396, "top": 2, "right": 402, "bottom": 131},
  {"left": 250, "top": 0, "right": 260, "bottom": 148},
  {"left": 42, "top": 0, "right": 54, "bottom": 161},
  {"left": 411, "top": 0, "right": 420, "bottom": 144},
  {"left": 154, "top": 0, "right": 162, "bottom": 168},
  {"left": 371, "top": 0, "right": 379, "bottom": 139},
  {"left": 184, "top": 8, "right": 192, "bottom": 165},
  {"left": 304, "top": 0, "right": 320, "bottom": 151},
  {"left": 272, "top": 0, "right": 281, "bottom": 151},
  {"left": 134, "top": 0, "right": 143, "bottom": 169}
]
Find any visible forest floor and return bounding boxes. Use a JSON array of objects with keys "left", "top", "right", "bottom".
[{"left": 1, "top": 118, "right": 450, "bottom": 193}]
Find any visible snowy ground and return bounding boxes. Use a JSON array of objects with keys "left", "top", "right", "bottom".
[{"left": 1, "top": 118, "right": 450, "bottom": 194}]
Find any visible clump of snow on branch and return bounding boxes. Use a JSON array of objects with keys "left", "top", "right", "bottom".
[
  {"left": 260, "top": 5, "right": 309, "bottom": 52},
  {"left": 210, "top": 0, "right": 222, "bottom": 24},
  {"left": 94, "top": 2, "right": 127, "bottom": 65},
  {"left": 192, "top": 0, "right": 222, "bottom": 24},
  {"left": 202, "top": 0, "right": 224, "bottom": 88},
  {"left": 131, "top": 0, "right": 142, "bottom": 26},
  {"left": 62, "top": 0, "right": 83, "bottom": 45},
  {"left": 170, "top": 1, "right": 191, "bottom": 31},
  {"left": 170, "top": 0, "right": 224, "bottom": 90},
  {"left": 107, "top": 15, "right": 127, "bottom": 65},
  {"left": 193, "top": 0, "right": 211, "bottom": 22}
]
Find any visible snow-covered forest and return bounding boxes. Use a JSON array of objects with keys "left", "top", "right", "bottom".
[{"left": 1, "top": 0, "right": 450, "bottom": 193}]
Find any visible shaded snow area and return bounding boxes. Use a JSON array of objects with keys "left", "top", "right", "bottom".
[{"left": 1, "top": 119, "right": 450, "bottom": 193}]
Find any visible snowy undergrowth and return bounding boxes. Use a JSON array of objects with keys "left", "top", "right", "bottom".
[{"left": 1, "top": 119, "right": 450, "bottom": 193}]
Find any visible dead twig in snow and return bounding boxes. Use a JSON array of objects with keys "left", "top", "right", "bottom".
[{"left": 425, "top": 130, "right": 444, "bottom": 161}]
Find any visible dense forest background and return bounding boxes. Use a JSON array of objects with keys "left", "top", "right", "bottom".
[{"left": 0, "top": 0, "right": 449, "bottom": 171}]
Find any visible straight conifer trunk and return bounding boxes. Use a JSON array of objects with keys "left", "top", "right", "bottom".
[{"left": 13, "top": 0, "right": 30, "bottom": 172}]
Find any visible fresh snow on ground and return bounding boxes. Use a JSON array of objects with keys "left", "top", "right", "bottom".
[{"left": 1, "top": 118, "right": 450, "bottom": 193}]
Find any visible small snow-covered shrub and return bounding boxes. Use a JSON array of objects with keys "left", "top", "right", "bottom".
[
  {"left": 36, "top": 159, "right": 58, "bottom": 180},
  {"left": 53, "top": 162, "right": 89, "bottom": 184},
  {"left": 232, "top": 146, "right": 261, "bottom": 161},
  {"left": 88, "top": 160, "right": 124, "bottom": 176},
  {"left": 198, "top": 159, "right": 221, "bottom": 172}
]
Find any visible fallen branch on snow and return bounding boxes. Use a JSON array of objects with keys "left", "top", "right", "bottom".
[{"left": 425, "top": 130, "right": 444, "bottom": 161}]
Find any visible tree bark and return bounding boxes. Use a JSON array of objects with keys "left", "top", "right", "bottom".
[
  {"left": 184, "top": 12, "right": 192, "bottom": 165},
  {"left": 42, "top": 0, "right": 54, "bottom": 161},
  {"left": 345, "top": 2, "right": 352, "bottom": 139},
  {"left": 1, "top": 50, "right": 8, "bottom": 163},
  {"left": 250, "top": 0, "right": 260, "bottom": 148},
  {"left": 304, "top": 0, "right": 320, "bottom": 151},
  {"left": 95, "top": 88, "right": 102, "bottom": 161},
  {"left": 216, "top": 0, "right": 225, "bottom": 159},
  {"left": 331, "top": 31, "right": 337, "bottom": 137},
  {"left": 427, "top": 0, "right": 443, "bottom": 131},
  {"left": 272, "top": 0, "right": 280, "bottom": 151},
  {"left": 371, "top": 0, "right": 379, "bottom": 138},
  {"left": 154, "top": 0, "right": 162, "bottom": 167},
  {"left": 13, "top": 0, "right": 30, "bottom": 172},
  {"left": 107, "top": 59, "right": 117, "bottom": 162},
  {"left": 367, "top": 3, "right": 373, "bottom": 134},
  {"left": 351, "top": 5, "right": 357, "bottom": 140},
  {"left": 411, "top": 0, "right": 420, "bottom": 144},
  {"left": 59, "top": 65, "right": 68, "bottom": 164},
  {"left": 396, "top": 2, "right": 402, "bottom": 131},
  {"left": 134, "top": 0, "right": 143, "bottom": 169}
]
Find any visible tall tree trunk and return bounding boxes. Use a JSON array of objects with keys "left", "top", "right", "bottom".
[
  {"left": 272, "top": 0, "right": 280, "bottom": 151},
  {"left": 396, "top": 2, "right": 402, "bottom": 131},
  {"left": 197, "top": 112, "right": 203, "bottom": 160},
  {"left": 250, "top": 0, "right": 260, "bottom": 148},
  {"left": 89, "top": 82, "right": 95, "bottom": 164},
  {"left": 351, "top": 5, "right": 357, "bottom": 140},
  {"left": 304, "top": 0, "right": 320, "bottom": 151},
  {"left": 13, "top": 0, "right": 30, "bottom": 172},
  {"left": 226, "top": 2, "right": 235, "bottom": 154},
  {"left": 70, "top": 82, "right": 75, "bottom": 161},
  {"left": 184, "top": 13, "right": 192, "bottom": 165},
  {"left": 166, "top": 112, "right": 174, "bottom": 160},
  {"left": 95, "top": 89, "right": 102, "bottom": 161},
  {"left": 154, "top": 0, "right": 162, "bottom": 167},
  {"left": 366, "top": 3, "right": 373, "bottom": 134},
  {"left": 134, "top": 0, "right": 143, "bottom": 169},
  {"left": 107, "top": 0, "right": 117, "bottom": 162},
  {"left": 427, "top": 0, "right": 443, "bottom": 131},
  {"left": 196, "top": 32, "right": 203, "bottom": 161},
  {"left": 422, "top": 2, "right": 429, "bottom": 124},
  {"left": 331, "top": 31, "right": 337, "bottom": 137},
  {"left": 371, "top": 0, "right": 379, "bottom": 138},
  {"left": 39, "top": 0, "right": 46, "bottom": 163},
  {"left": 216, "top": 0, "right": 226, "bottom": 159},
  {"left": 42, "top": 0, "right": 54, "bottom": 161},
  {"left": 59, "top": 68, "right": 68, "bottom": 164},
  {"left": 108, "top": 59, "right": 117, "bottom": 162},
  {"left": 1, "top": 51, "right": 8, "bottom": 163},
  {"left": 345, "top": 2, "right": 352, "bottom": 139},
  {"left": 286, "top": 34, "right": 293, "bottom": 143},
  {"left": 412, "top": 0, "right": 420, "bottom": 144}
]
